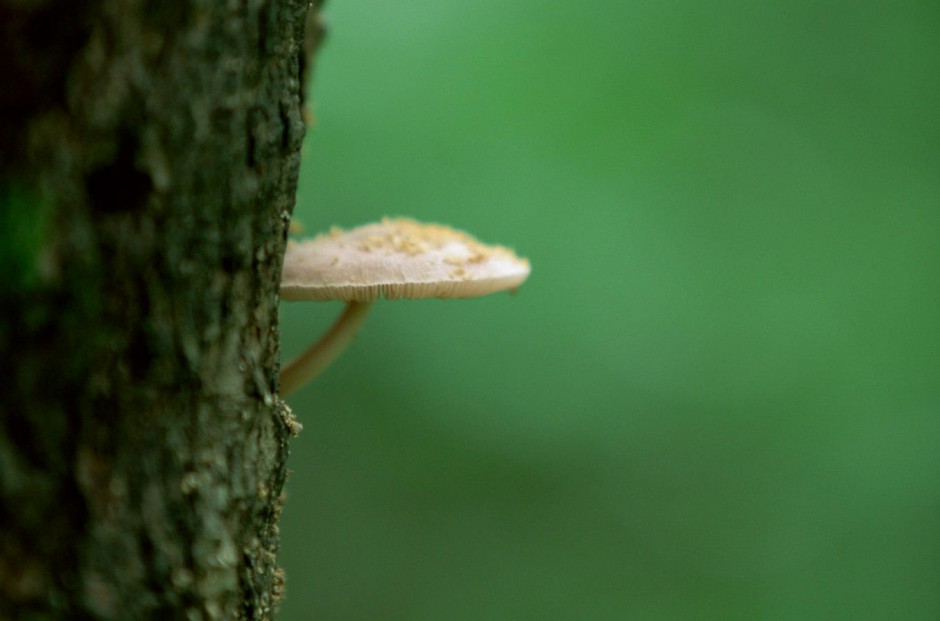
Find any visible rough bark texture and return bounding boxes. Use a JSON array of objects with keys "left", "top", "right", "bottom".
[{"left": 0, "top": 0, "right": 325, "bottom": 618}]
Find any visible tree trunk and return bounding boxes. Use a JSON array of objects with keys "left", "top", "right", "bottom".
[{"left": 0, "top": 0, "right": 324, "bottom": 618}]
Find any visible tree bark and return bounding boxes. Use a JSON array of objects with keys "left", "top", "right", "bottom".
[{"left": 0, "top": 0, "right": 324, "bottom": 618}]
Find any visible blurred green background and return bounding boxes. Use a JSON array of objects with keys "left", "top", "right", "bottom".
[{"left": 279, "top": 1, "right": 939, "bottom": 619}]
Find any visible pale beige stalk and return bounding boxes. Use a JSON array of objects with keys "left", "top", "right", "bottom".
[{"left": 279, "top": 301, "right": 373, "bottom": 396}]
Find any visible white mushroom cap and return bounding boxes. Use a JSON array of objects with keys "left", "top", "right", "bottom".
[{"left": 281, "top": 218, "right": 530, "bottom": 302}]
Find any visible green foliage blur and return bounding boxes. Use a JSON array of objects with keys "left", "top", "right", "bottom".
[{"left": 279, "top": 2, "right": 939, "bottom": 619}]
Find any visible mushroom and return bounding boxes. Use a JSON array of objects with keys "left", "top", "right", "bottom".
[{"left": 279, "top": 217, "right": 531, "bottom": 396}]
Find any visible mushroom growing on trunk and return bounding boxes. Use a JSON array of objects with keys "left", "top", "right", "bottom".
[{"left": 279, "top": 218, "right": 531, "bottom": 395}]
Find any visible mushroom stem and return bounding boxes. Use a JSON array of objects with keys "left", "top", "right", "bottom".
[{"left": 279, "top": 301, "right": 374, "bottom": 396}]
